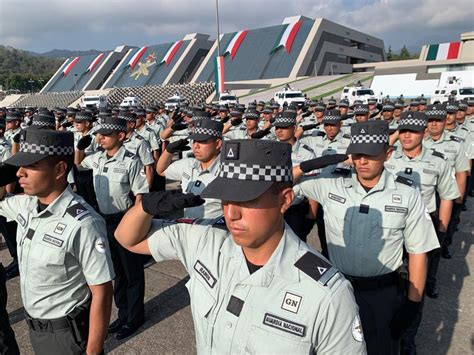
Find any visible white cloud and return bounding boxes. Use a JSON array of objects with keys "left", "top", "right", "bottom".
[{"left": 0, "top": 0, "right": 472, "bottom": 51}]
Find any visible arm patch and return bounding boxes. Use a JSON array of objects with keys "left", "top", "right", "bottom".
[
  {"left": 66, "top": 203, "right": 91, "bottom": 220},
  {"left": 302, "top": 144, "right": 315, "bottom": 153},
  {"left": 450, "top": 135, "right": 463, "bottom": 143},
  {"left": 432, "top": 150, "right": 446, "bottom": 160},
  {"left": 395, "top": 175, "right": 414, "bottom": 187},
  {"left": 294, "top": 252, "right": 338, "bottom": 286}
]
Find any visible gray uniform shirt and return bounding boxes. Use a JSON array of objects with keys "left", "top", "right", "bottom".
[
  {"left": 423, "top": 132, "right": 470, "bottom": 173},
  {"left": 146, "top": 220, "right": 366, "bottom": 354},
  {"left": 165, "top": 156, "right": 222, "bottom": 218},
  {"left": 294, "top": 170, "right": 439, "bottom": 277},
  {"left": 385, "top": 147, "right": 460, "bottom": 213},
  {"left": 136, "top": 126, "right": 160, "bottom": 151},
  {"left": 123, "top": 132, "right": 154, "bottom": 166},
  {"left": 0, "top": 137, "right": 12, "bottom": 163},
  {"left": 81, "top": 146, "right": 149, "bottom": 214},
  {"left": 0, "top": 186, "right": 114, "bottom": 319},
  {"left": 5, "top": 127, "right": 21, "bottom": 145},
  {"left": 301, "top": 131, "right": 351, "bottom": 157},
  {"left": 74, "top": 131, "right": 99, "bottom": 171}
]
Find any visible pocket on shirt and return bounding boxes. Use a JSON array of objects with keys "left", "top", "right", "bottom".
[
  {"left": 28, "top": 242, "right": 67, "bottom": 286},
  {"left": 186, "top": 277, "right": 216, "bottom": 346},
  {"left": 108, "top": 173, "right": 130, "bottom": 194},
  {"left": 245, "top": 325, "right": 312, "bottom": 354}
]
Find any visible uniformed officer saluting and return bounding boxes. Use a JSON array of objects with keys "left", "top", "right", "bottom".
[
  {"left": 75, "top": 116, "right": 149, "bottom": 339},
  {"left": 293, "top": 121, "right": 439, "bottom": 354},
  {"left": 115, "top": 139, "right": 366, "bottom": 354},
  {"left": 0, "top": 129, "right": 114, "bottom": 354}
]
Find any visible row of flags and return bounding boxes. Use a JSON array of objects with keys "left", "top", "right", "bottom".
[{"left": 62, "top": 52, "right": 105, "bottom": 77}]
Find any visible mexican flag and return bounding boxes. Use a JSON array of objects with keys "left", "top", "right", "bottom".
[
  {"left": 426, "top": 42, "right": 460, "bottom": 61},
  {"left": 85, "top": 53, "right": 105, "bottom": 74},
  {"left": 272, "top": 20, "right": 303, "bottom": 53},
  {"left": 62, "top": 57, "right": 80, "bottom": 76},
  {"left": 214, "top": 56, "right": 225, "bottom": 95},
  {"left": 127, "top": 46, "right": 148, "bottom": 70},
  {"left": 224, "top": 30, "right": 248, "bottom": 59},
  {"left": 161, "top": 40, "right": 184, "bottom": 66}
]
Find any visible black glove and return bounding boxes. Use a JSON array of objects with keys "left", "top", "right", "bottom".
[
  {"left": 302, "top": 123, "right": 320, "bottom": 131},
  {"left": 169, "top": 109, "right": 180, "bottom": 121},
  {"left": 0, "top": 164, "right": 19, "bottom": 186},
  {"left": 269, "top": 116, "right": 276, "bottom": 124},
  {"left": 341, "top": 113, "right": 354, "bottom": 120},
  {"left": 142, "top": 191, "right": 205, "bottom": 216},
  {"left": 369, "top": 110, "right": 380, "bottom": 118},
  {"left": 390, "top": 300, "right": 421, "bottom": 340},
  {"left": 221, "top": 116, "right": 230, "bottom": 124},
  {"left": 171, "top": 122, "right": 187, "bottom": 131},
  {"left": 389, "top": 128, "right": 397, "bottom": 135},
  {"left": 13, "top": 132, "right": 21, "bottom": 144},
  {"left": 302, "top": 111, "right": 313, "bottom": 118},
  {"left": 166, "top": 139, "right": 191, "bottom": 154},
  {"left": 251, "top": 128, "right": 271, "bottom": 139},
  {"left": 300, "top": 154, "right": 348, "bottom": 173},
  {"left": 76, "top": 135, "right": 93, "bottom": 150},
  {"left": 231, "top": 118, "right": 243, "bottom": 126},
  {"left": 61, "top": 120, "right": 73, "bottom": 128}
]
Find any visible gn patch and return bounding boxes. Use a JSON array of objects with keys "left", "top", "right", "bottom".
[
  {"left": 281, "top": 292, "right": 302, "bottom": 314},
  {"left": 194, "top": 260, "right": 217, "bottom": 288},
  {"left": 54, "top": 223, "right": 67, "bottom": 235},
  {"left": 263, "top": 313, "right": 306, "bottom": 337}
]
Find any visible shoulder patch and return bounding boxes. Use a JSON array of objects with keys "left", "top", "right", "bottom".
[
  {"left": 294, "top": 252, "right": 338, "bottom": 286},
  {"left": 135, "top": 134, "right": 144, "bottom": 140},
  {"left": 343, "top": 133, "right": 351, "bottom": 139},
  {"left": 450, "top": 135, "right": 463, "bottom": 143},
  {"left": 302, "top": 144, "right": 314, "bottom": 153},
  {"left": 432, "top": 150, "right": 446, "bottom": 160},
  {"left": 395, "top": 175, "right": 414, "bottom": 187},
  {"left": 317, "top": 131, "right": 326, "bottom": 137},
  {"left": 124, "top": 150, "right": 136, "bottom": 158},
  {"left": 66, "top": 203, "right": 91, "bottom": 220}
]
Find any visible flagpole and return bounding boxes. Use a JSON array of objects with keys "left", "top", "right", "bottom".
[{"left": 215, "top": 0, "right": 221, "bottom": 56}]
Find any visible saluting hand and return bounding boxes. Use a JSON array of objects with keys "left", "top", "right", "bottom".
[
  {"left": 76, "top": 135, "right": 93, "bottom": 150},
  {"left": 166, "top": 139, "right": 191, "bottom": 154},
  {"left": 141, "top": 190, "right": 205, "bottom": 216},
  {"left": 0, "top": 164, "right": 19, "bottom": 187},
  {"left": 300, "top": 154, "right": 348, "bottom": 173}
]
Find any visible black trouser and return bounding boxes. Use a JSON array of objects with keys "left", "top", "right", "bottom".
[
  {"left": 426, "top": 213, "right": 442, "bottom": 288},
  {"left": 315, "top": 206, "right": 328, "bottom": 258},
  {"left": 26, "top": 302, "right": 89, "bottom": 355},
  {"left": 0, "top": 263, "right": 20, "bottom": 355},
  {"left": 0, "top": 217, "right": 17, "bottom": 261},
  {"left": 446, "top": 202, "right": 462, "bottom": 246},
  {"left": 345, "top": 273, "right": 401, "bottom": 355},
  {"left": 283, "top": 200, "right": 315, "bottom": 243},
  {"left": 103, "top": 213, "right": 145, "bottom": 327},
  {"left": 74, "top": 168, "right": 98, "bottom": 210}
]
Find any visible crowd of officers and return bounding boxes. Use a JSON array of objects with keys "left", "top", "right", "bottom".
[{"left": 0, "top": 92, "right": 473, "bottom": 354}]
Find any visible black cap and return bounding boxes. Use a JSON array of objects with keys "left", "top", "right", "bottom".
[
  {"left": 382, "top": 102, "right": 395, "bottom": 111},
  {"left": 135, "top": 108, "right": 146, "bottom": 116},
  {"left": 189, "top": 119, "right": 223, "bottom": 141},
  {"left": 67, "top": 108, "right": 78, "bottom": 116},
  {"left": 346, "top": 121, "right": 389, "bottom": 156},
  {"left": 397, "top": 112, "right": 427, "bottom": 132},
  {"left": 243, "top": 109, "right": 260, "bottom": 120},
  {"left": 274, "top": 111, "right": 297, "bottom": 127},
  {"left": 119, "top": 111, "right": 136, "bottom": 122},
  {"left": 354, "top": 104, "right": 369, "bottom": 115},
  {"left": 6, "top": 112, "right": 21, "bottom": 122},
  {"left": 0, "top": 118, "right": 5, "bottom": 128},
  {"left": 5, "top": 129, "right": 74, "bottom": 166},
  {"left": 192, "top": 110, "right": 211, "bottom": 122},
  {"left": 31, "top": 113, "right": 56, "bottom": 129},
  {"left": 146, "top": 106, "right": 157, "bottom": 113},
  {"left": 467, "top": 97, "right": 474, "bottom": 106},
  {"left": 339, "top": 99, "right": 349, "bottom": 108},
  {"left": 201, "top": 140, "right": 292, "bottom": 202},
  {"left": 426, "top": 104, "right": 447, "bottom": 120},
  {"left": 445, "top": 102, "right": 458, "bottom": 114},
  {"left": 315, "top": 102, "right": 326, "bottom": 112},
  {"left": 95, "top": 117, "right": 127, "bottom": 135},
  {"left": 367, "top": 97, "right": 377, "bottom": 104},
  {"left": 322, "top": 109, "right": 341, "bottom": 124}
]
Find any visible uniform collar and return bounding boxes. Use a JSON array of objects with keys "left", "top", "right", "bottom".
[
  {"left": 323, "top": 131, "right": 342, "bottom": 142},
  {"left": 102, "top": 145, "right": 126, "bottom": 162},
  {"left": 425, "top": 131, "right": 448, "bottom": 143},
  {"left": 348, "top": 169, "right": 395, "bottom": 195},
  {"left": 395, "top": 146, "right": 428, "bottom": 162},
  {"left": 220, "top": 223, "right": 301, "bottom": 287},
  {"left": 28, "top": 185, "right": 75, "bottom": 218}
]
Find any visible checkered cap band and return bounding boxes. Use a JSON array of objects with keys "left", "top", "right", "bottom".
[
  {"left": 382, "top": 104, "right": 395, "bottom": 111},
  {"left": 275, "top": 117, "right": 296, "bottom": 125},
  {"left": 446, "top": 103, "right": 458, "bottom": 112},
  {"left": 99, "top": 123, "right": 126, "bottom": 131},
  {"left": 31, "top": 120, "right": 54, "bottom": 127},
  {"left": 220, "top": 162, "right": 292, "bottom": 182},
  {"left": 243, "top": 112, "right": 260, "bottom": 119},
  {"left": 323, "top": 115, "right": 340, "bottom": 122},
  {"left": 467, "top": 98, "right": 474, "bottom": 106},
  {"left": 351, "top": 133, "right": 389, "bottom": 144},
  {"left": 20, "top": 142, "right": 74, "bottom": 155},
  {"left": 410, "top": 100, "right": 420, "bottom": 106},
  {"left": 119, "top": 114, "right": 135, "bottom": 122},
  {"left": 458, "top": 102, "right": 467, "bottom": 109},
  {"left": 315, "top": 104, "right": 326, "bottom": 111},
  {"left": 426, "top": 109, "right": 446, "bottom": 118},
  {"left": 399, "top": 118, "right": 426, "bottom": 127},
  {"left": 192, "top": 115, "right": 208, "bottom": 121},
  {"left": 354, "top": 107, "right": 369, "bottom": 114},
  {"left": 194, "top": 126, "right": 222, "bottom": 138}
]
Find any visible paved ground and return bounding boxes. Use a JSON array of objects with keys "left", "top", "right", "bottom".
[{"left": 1, "top": 196, "right": 473, "bottom": 354}]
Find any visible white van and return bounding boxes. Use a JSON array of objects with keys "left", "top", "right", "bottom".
[
  {"left": 81, "top": 95, "right": 108, "bottom": 108},
  {"left": 273, "top": 86, "right": 306, "bottom": 107},
  {"left": 340, "top": 84, "right": 376, "bottom": 106},
  {"left": 119, "top": 95, "right": 140, "bottom": 107},
  {"left": 219, "top": 91, "right": 238, "bottom": 106},
  {"left": 432, "top": 87, "right": 474, "bottom": 104}
]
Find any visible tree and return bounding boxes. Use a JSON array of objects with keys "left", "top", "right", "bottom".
[
  {"left": 386, "top": 46, "right": 393, "bottom": 61},
  {"left": 399, "top": 45, "right": 411, "bottom": 60}
]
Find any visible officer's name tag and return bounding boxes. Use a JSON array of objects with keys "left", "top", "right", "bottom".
[
  {"left": 263, "top": 313, "right": 306, "bottom": 337},
  {"left": 194, "top": 260, "right": 217, "bottom": 288},
  {"left": 385, "top": 206, "right": 408, "bottom": 214},
  {"left": 423, "top": 169, "right": 437, "bottom": 175},
  {"left": 113, "top": 168, "right": 127, "bottom": 174},
  {"left": 328, "top": 193, "right": 346, "bottom": 204},
  {"left": 43, "top": 234, "right": 64, "bottom": 247},
  {"left": 17, "top": 213, "right": 27, "bottom": 227}
]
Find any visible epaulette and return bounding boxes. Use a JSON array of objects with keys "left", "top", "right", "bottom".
[
  {"left": 302, "top": 144, "right": 314, "bottom": 153},
  {"left": 460, "top": 126, "right": 469, "bottom": 131},
  {"left": 395, "top": 175, "right": 414, "bottom": 187},
  {"left": 332, "top": 167, "right": 351, "bottom": 176},
  {"left": 432, "top": 150, "right": 446, "bottom": 160},
  {"left": 316, "top": 131, "right": 326, "bottom": 137},
  {"left": 342, "top": 133, "right": 351, "bottom": 139},
  {"left": 66, "top": 203, "right": 91, "bottom": 220},
  {"left": 135, "top": 134, "right": 144, "bottom": 140},
  {"left": 450, "top": 135, "right": 463, "bottom": 143},
  {"left": 294, "top": 252, "right": 338, "bottom": 286},
  {"left": 124, "top": 150, "right": 136, "bottom": 158}
]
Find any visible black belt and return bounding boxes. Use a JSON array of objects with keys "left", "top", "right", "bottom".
[
  {"left": 343, "top": 271, "right": 399, "bottom": 291},
  {"left": 25, "top": 313, "right": 71, "bottom": 333}
]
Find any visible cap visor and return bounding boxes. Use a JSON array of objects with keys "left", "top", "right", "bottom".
[
  {"left": 201, "top": 177, "right": 273, "bottom": 202},
  {"left": 189, "top": 133, "right": 217, "bottom": 141},
  {"left": 397, "top": 125, "right": 425, "bottom": 132},
  {"left": 95, "top": 128, "right": 116, "bottom": 135},
  {"left": 4, "top": 152, "right": 46, "bottom": 167},
  {"left": 346, "top": 144, "right": 385, "bottom": 157}
]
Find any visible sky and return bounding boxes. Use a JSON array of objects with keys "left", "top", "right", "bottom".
[{"left": 0, "top": 0, "right": 473, "bottom": 53}]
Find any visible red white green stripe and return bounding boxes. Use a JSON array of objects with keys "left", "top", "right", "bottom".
[
  {"left": 224, "top": 30, "right": 248, "bottom": 59},
  {"left": 128, "top": 46, "right": 148, "bottom": 69},
  {"left": 161, "top": 40, "right": 184, "bottom": 66},
  {"left": 86, "top": 53, "right": 105, "bottom": 74},
  {"left": 273, "top": 20, "right": 302, "bottom": 53},
  {"left": 426, "top": 42, "right": 460, "bottom": 61},
  {"left": 62, "top": 57, "right": 80, "bottom": 76},
  {"left": 214, "top": 56, "right": 225, "bottom": 94}
]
